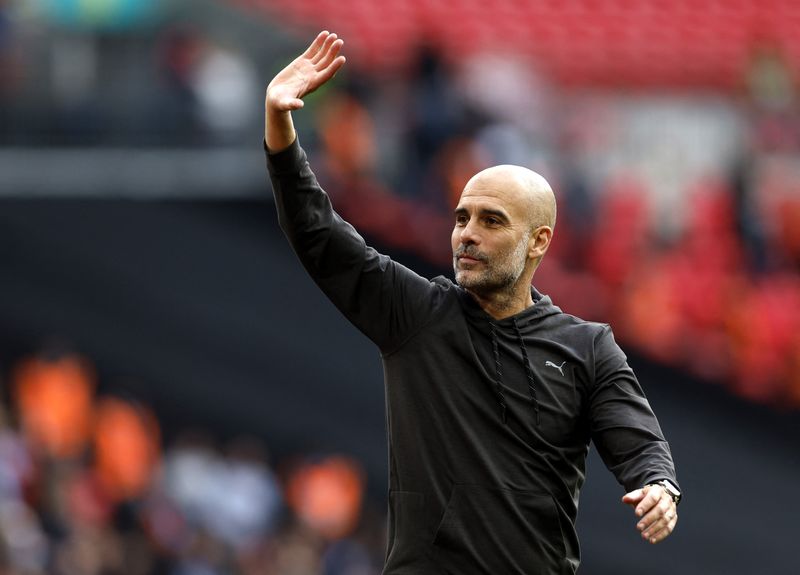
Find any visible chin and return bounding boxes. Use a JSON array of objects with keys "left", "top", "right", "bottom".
[
  {"left": 456, "top": 274, "right": 485, "bottom": 292},
  {"left": 455, "top": 270, "right": 474, "bottom": 286}
]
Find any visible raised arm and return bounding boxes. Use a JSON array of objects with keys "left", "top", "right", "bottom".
[
  {"left": 265, "top": 32, "right": 442, "bottom": 353},
  {"left": 264, "top": 31, "right": 345, "bottom": 152}
]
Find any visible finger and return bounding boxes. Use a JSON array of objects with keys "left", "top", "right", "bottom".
[
  {"left": 637, "top": 496, "right": 671, "bottom": 531},
  {"left": 311, "top": 33, "right": 338, "bottom": 65},
  {"left": 643, "top": 513, "right": 678, "bottom": 544},
  {"left": 634, "top": 486, "right": 661, "bottom": 517},
  {"left": 316, "top": 55, "right": 346, "bottom": 86},
  {"left": 639, "top": 508, "right": 669, "bottom": 539},
  {"left": 302, "top": 31, "right": 329, "bottom": 60},
  {"left": 315, "top": 38, "right": 344, "bottom": 71}
]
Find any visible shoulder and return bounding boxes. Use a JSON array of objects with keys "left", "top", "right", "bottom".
[
  {"left": 431, "top": 275, "right": 457, "bottom": 290},
  {"left": 428, "top": 275, "right": 463, "bottom": 308},
  {"left": 535, "top": 304, "right": 629, "bottom": 372},
  {"left": 538, "top": 307, "right": 612, "bottom": 347},
  {"left": 540, "top": 312, "right": 633, "bottom": 393}
]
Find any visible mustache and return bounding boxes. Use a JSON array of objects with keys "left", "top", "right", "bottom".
[{"left": 454, "top": 245, "right": 487, "bottom": 261}]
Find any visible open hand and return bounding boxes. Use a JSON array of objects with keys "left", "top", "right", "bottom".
[{"left": 266, "top": 31, "right": 346, "bottom": 113}]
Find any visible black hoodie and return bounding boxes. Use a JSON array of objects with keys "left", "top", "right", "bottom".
[{"left": 268, "top": 139, "right": 679, "bottom": 575}]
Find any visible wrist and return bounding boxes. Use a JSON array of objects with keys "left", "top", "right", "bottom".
[
  {"left": 647, "top": 479, "right": 681, "bottom": 505},
  {"left": 265, "top": 108, "right": 296, "bottom": 154}
]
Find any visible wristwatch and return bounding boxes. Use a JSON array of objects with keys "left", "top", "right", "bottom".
[{"left": 649, "top": 479, "right": 682, "bottom": 505}]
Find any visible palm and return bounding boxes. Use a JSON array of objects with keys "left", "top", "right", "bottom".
[{"left": 267, "top": 32, "right": 345, "bottom": 112}]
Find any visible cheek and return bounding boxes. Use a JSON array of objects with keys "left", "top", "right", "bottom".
[
  {"left": 451, "top": 227, "right": 461, "bottom": 250},
  {"left": 498, "top": 240, "right": 525, "bottom": 267}
]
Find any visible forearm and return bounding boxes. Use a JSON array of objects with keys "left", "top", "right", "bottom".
[
  {"left": 267, "top": 140, "right": 431, "bottom": 350},
  {"left": 596, "top": 428, "right": 678, "bottom": 492},
  {"left": 590, "top": 327, "right": 679, "bottom": 492},
  {"left": 267, "top": 139, "right": 439, "bottom": 351},
  {"left": 267, "top": 139, "right": 340, "bottom": 258}
]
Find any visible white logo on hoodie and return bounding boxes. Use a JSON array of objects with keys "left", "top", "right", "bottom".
[{"left": 544, "top": 360, "right": 566, "bottom": 376}]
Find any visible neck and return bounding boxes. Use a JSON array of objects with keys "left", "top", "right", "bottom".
[{"left": 468, "top": 285, "right": 534, "bottom": 320}]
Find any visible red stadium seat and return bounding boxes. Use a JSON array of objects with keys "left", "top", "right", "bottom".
[{"left": 236, "top": 0, "right": 800, "bottom": 88}]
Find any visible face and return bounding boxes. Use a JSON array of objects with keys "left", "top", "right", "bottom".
[{"left": 451, "top": 178, "right": 534, "bottom": 297}]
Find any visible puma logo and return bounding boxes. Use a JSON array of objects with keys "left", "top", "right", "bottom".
[{"left": 545, "top": 360, "right": 566, "bottom": 376}]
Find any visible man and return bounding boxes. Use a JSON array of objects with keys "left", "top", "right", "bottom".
[{"left": 265, "top": 31, "right": 680, "bottom": 574}]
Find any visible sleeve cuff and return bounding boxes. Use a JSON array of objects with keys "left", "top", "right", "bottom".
[{"left": 265, "top": 136, "right": 305, "bottom": 176}]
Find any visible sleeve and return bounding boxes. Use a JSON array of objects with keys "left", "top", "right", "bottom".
[
  {"left": 266, "top": 138, "right": 442, "bottom": 353},
  {"left": 588, "top": 325, "right": 680, "bottom": 493}
]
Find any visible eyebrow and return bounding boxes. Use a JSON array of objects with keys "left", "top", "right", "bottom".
[{"left": 454, "top": 206, "right": 510, "bottom": 222}]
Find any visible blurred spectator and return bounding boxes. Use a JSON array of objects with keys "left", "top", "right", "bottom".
[
  {"left": 160, "top": 430, "right": 225, "bottom": 533},
  {"left": 0, "top": 404, "right": 47, "bottom": 575},
  {"left": 317, "top": 92, "right": 378, "bottom": 181},
  {"left": 776, "top": 196, "right": 800, "bottom": 268},
  {"left": 428, "top": 135, "right": 489, "bottom": 211},
  {"left": 50, "top": 33, "right": 100, "bottom": 144},
  {"left": 0, "top": 403, "right": 33, "bottom": 502},
  {"left": 315, "top": 90, "right": 453, "bottom": 264},
  {"left": 190, "top": 41, "right": 259, "bottom": 145},
  {"left": 399, "top": 43, "right": 467, "bottom": 204},
  {"left": 202, "top": 437, "right": 282, "bottom": 551},
  {"left": 0, "top": 349, "right": 389, "bottom": 575},
  {"left": 0, "top": 0, "right": 22, "bottom": 128},
  {"left": 285, "top": 456, "right": 364, "bottom": 541},
  {"left": 156, "top": 26, "right": 204, "bottom": 145},
  {"left": 747, "top": 43, "right": 795, "bottom": 112},
  {"left": 0, "top": 497, "right": 48, "bottom": 574},
  {"left": 92, "top": 396, "right": 160, "bottom": 503},
  {"left": 728, "top": 151, "right": 769, "bottom": 275},
  {"left": 13, "top": 352, "right": 94, "bottom": 460}
]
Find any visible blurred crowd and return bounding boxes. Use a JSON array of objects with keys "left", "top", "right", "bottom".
[
  {"left": 306, "top": 40, "right": 800, "bottom": 409},
  {"left": 0, "top": 350, "right": 387, "bottom": 575},
  {"left": 0, "top": 3, "right": 262, "bottom": 147},
  {"left": 1, "top": 2, "right": 800, "bottom": 573}
]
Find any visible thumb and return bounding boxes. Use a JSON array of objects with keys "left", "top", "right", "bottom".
[
  {"left": 287, "top": 98, "right": 305, "bottom": 110},
  {"left": 268, "top": 95, "right": 305, "bottom": 113},
  {"left": 277, "top": 97, "right": 304, "bottom": 111},
  {"left": 622, "top": 487, "right": 646, "bottom": 506}
]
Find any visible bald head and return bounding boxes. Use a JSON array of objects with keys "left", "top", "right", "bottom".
[{"left": 463, "top": 165, "right": 556, "bottom": 232}]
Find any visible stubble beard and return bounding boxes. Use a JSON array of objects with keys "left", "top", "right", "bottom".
[{"left": 454, "top": 235, "right": 530, "bottom": 298}]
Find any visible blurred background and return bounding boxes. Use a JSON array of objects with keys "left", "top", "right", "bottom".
[{"left": 0, "top": 0, "right": 799, "bottom": 573}]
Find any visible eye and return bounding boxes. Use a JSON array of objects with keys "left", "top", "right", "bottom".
[
  {"left": 485, "top": 216, "right": 500, "bottom": 226},
  {"left": 455, "top": 214, "right": 468, "bottom": 226}
]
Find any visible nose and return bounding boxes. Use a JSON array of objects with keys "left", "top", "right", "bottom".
[{"left": 459, "top": 219, "right": 481, "bottom": 246}]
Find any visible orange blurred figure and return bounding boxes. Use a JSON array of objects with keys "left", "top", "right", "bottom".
[
  {"left": 13, "top": 353, "right": 95, "bottom": 459},
  {"left": 93, "top": 396, "right": 160, "bottom": 502},
  {"left": 286, "top": 456, "right": 364, "bottom": 540}
]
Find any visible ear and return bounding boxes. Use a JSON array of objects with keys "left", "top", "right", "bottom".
[{"left": 528, "top": 226, "right": 553, "bottom": 260}]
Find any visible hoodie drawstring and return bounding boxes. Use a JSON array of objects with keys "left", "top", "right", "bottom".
[
  {"left": 488, "top": 319, "right": 541, "bottom": 426},
  {"left": 489, "top": 321, "right": 508, "bottom": 424},
  {"left": 513, "top": 318, "right": 541, "bottom": 426}
]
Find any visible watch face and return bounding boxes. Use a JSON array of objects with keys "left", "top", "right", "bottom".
[{"left": 660, "top": 481, "right": 681, "bottom": 502}]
